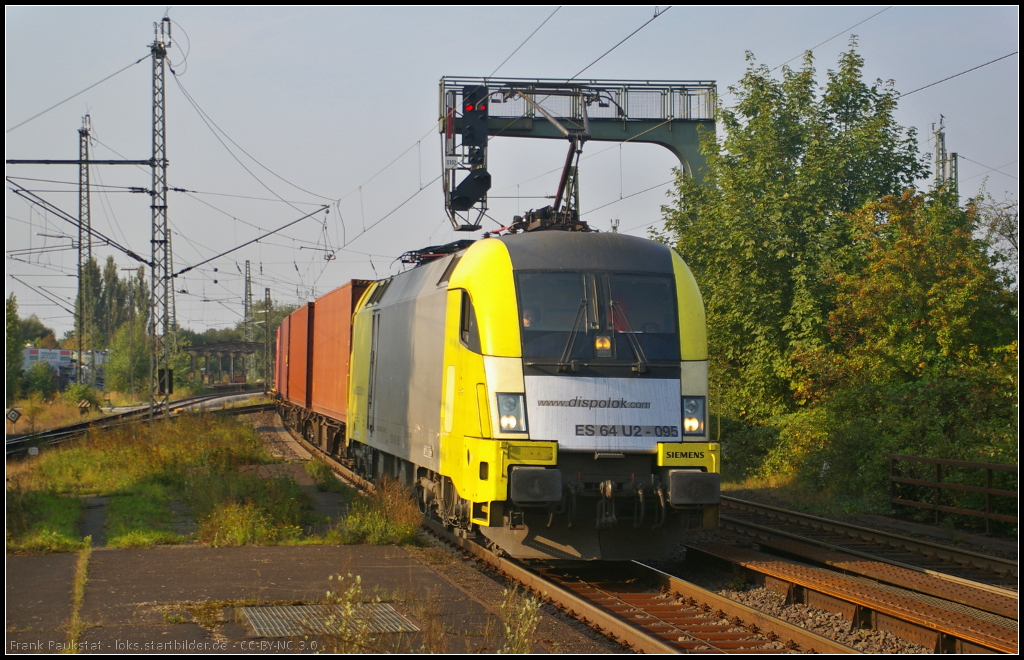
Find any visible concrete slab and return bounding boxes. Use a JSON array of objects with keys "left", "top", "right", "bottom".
[
  {"left": 6, "top": 553, "right": 77, "bottom": 629},
  {"left": 6, "top": 553, "right": 77, "bottom": 653},
  {"left": 70, "top": 544, "right": 500, "bottom": 653}
]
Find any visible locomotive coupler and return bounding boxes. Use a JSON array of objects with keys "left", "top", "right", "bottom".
[
  {"left": 596, "top": 479, "right": 617, "bottom": 529},
  {"left": 633, "top": 487, "right": 646, "bottom": 528}
]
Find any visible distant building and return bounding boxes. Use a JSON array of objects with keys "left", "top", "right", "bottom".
[
  {"left": 21, "top": 348, "right": 108, "bottom": 391},
  {"left": 23, "top": 347, "right": 72, "bottom": 371}
]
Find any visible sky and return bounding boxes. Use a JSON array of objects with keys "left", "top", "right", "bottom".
[{"left": 5, "top": 6, "right": 1019, "bottom": 338}]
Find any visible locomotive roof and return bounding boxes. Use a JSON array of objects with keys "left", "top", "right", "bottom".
[{"left": 496, "top": 230, "right": 674, "bottom": 274}]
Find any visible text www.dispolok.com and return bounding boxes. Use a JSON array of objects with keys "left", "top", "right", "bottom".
[{"left": 537, "top": 397, "right": 651, "bottom": 409}]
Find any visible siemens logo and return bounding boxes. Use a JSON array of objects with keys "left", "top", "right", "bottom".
[
  {"left": 537, "top": 397, "right": 651, "bottom": 409},
  {"left": 665, "top": 451, "right": 705, "bottom": 459}
]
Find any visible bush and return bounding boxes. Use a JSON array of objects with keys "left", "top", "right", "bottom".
[
  {"left": 334, "top": 478, "right": 421, "bottom": 546},
  {"left": 62, "top": 384, "right": 102, "bottom": 410},
  {"left": 24, "top": 361, "right": 56, "bottom": 398}
]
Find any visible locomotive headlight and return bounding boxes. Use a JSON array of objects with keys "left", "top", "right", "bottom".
[
  {"left": 682, "top": 396, "right": 706, "bottom": 436},
  {"left": 496, "top": 393, "right": 527, "bottom": 433},
  {"left": 594, "top": 335, "right": 612, "bottom": 358}
]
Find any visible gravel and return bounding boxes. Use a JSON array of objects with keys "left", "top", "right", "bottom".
[{"left": 720, "top": 586, "right": 929, "bottom": 653}]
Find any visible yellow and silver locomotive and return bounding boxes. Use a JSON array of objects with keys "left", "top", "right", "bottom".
[{"left": 324, "top": 229, "right": 718, "bottom": 560}]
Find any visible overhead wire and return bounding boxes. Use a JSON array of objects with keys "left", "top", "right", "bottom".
[
  {"left": 5, "top": 53, "right": 151, "bottom": 134},
  {"left": 770, "top": 6, "right": 892, "bottom": 72},
  {"left": 957, "top": 155, "right": 1018, "bottom": 181},
  {"left": 568, "top": 6, "right": 671, "bottom": 80},
  {"left": 961, "top": 160, "right": 1019, "bottom": 184},
  {"left": 488, "top": 7, "right": 561, "bottom": 78},
  {"left": 897, "top": 51, "right": 1017, "bottom": 98}
]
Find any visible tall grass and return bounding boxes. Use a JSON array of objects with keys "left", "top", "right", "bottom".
[
  {"left": 332, "top": 478, "right": 422, "bottom": 546},
  {"left": 7, "top": 414, "right": 311, "bottom": 551}
]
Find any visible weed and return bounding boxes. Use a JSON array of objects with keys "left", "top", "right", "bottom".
[
  {"left": 6, "top": 415, "right": 319, "bottom": 549},
  {"left": 184, "top": 602, "right": 225, "bottom": 628},
  {"left": 199, "top": 502, "right": 278, "bottom": 547},
  {"left": 330, "top": 478, "right": 421, "bottom": 546},
  {"left": 305, "top": 460, "right": 355, "bottom": 495},
  {"left": 728, "top": 567, "right": 749, "bottom": 591},
  {"left": 163, "top": 613, "right": 188, "bottom": 624},
  {"left": 67, "top": 539, "right": 93, "bottom": 647},
  {"left": 498, "top": 585, "right": 542, "bottom": 654},
  {"left": 5, "top": 485, "right": 86, "bottom": 553},
  {"left": 105, "top": 482, "right": 183, "bottom": 548},
  {"left": 323, "top": 573, "right": 381, "bottom": 653},
  {"left": 408, "top": 585, "right": 447, "bottom": 653}
]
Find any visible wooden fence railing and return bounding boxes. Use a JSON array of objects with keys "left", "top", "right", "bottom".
[{"left": 884, "top": 453, "right": 1017, "bottom": 534}]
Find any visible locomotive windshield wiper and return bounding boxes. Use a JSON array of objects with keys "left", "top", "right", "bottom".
[
  {"left": 557, "top": 298, "right": 588, "bottom": 373},
  {"left": 611, "top": 301, "right": 649, "bottom": 374}
]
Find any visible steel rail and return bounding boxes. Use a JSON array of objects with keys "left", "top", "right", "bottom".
[
  {"left": 424, "top": 518, "right": 855, "bottom": 654},
  {"left": 6, "top": 391, "right": 266, "bottom": 457},
  {"left": 278, "top": 410, "right": 855, "bottom": 654},
  {"left": 721, "top": 496, "right": 1017, "bottom": 581},
  {"left": 685, "top": 541, "right": 1017, "bottom": 654}
]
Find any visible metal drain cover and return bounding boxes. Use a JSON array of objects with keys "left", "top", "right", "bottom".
[{"left": 240, "top": 604, "right": 419, "bottom": 637}]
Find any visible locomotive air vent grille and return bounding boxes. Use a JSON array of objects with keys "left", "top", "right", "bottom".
[{"left": 240, "top": 604, "right": 419, "bottom": 637}]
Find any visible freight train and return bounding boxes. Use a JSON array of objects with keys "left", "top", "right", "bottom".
[{"left": 275, "top": 229, "right": 719, "bottom": 560}]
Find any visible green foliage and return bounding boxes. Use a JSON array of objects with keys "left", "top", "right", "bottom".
[
  {"left": 6, "top": 292, "right": 22, "bottom": 404},
  {"left": 499, "top": 586, "right": 542, "bottom": 654},
  {"left": 25, "top": 360, "right": 57, "bottom": 399},
  {"left": 324, "top": 573, "right": 381, "bottom": 654},
  {"left": 6, "top": 488, "right": 87, "bottom": 553},
  {"left": 661, "top": 42, "right": 928, "bottom": 420},
  {"left": 661, "top": 44, "right": 1017, "bottom": 509},
  {"left": 105, "top": 482, "right": 184, "bottom": 548},
  {"left": 332, "top": 478, "right": 421, "bottom": 546},
  {"left": 62, "top": 383, "right": 102, "bottom": 410},
  {"left": 767, "top": 193, "right": 1020, "bottom": 501},
  {"left": 104, "top": 316, "right": 149, "bottom": 396},
  {"left": 20, "top": 314, "right": 57, "bottom": 348},
  {"left": 306, "top": 460, "right": 354, "bottom": 494}
]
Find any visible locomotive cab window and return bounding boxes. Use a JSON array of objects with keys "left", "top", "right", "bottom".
[
  {"left": 459, "top": 290, "right": 481, "bottom": 353},
  {"left": 516, "top": 271, "right": 593, "bottom": 360},
  {"left": 516, "top": 271, "right": 679, "bottom": 361},
  {"left": 606, "top": 273, "right": 679, "bottom": 361}
]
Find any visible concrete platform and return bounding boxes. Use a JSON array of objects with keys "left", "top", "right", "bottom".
[{"left": 7, "top": 545, "right": 503, "bottom": 654}]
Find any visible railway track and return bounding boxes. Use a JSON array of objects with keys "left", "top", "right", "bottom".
[
  {"left": 719, "top": 496, "right": 1017, "bottom": 589},
  {"left": 5, "top": 391, "right": 273, "bottom": 458},
  {"left": 282, "top": 419, "right": 853, "bottom": 653},
  {"left": 677, "top": 496, "right": 1019, "bottom": 653},
  {"left": 281, "top": 417, "right": 1018, "bottom": 653}
]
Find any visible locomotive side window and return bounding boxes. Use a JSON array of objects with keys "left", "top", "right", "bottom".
[
  {"left": 516, "top": 272, "right": 593, "bottom": 359},
  {"left": 459, "top": 290, "right": 481, "bottom": 353}
]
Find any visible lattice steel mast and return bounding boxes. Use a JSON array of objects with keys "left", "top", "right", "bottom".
[
  {"left": 150, "top": 18, "right": 172, "bottom": 417},
  {"left": 77, "top": 115, "right": 92, "bottom": 385}
]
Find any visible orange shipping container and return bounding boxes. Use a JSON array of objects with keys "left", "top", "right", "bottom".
[
  {"left": 285, "top": 303, "right": 314, "bottom": 408},
  {"left": 275, "top": 314, "right": 290, "bottom": 398},
  {"left": 310, "top": 280, "right": 371, "bottom": 423}
]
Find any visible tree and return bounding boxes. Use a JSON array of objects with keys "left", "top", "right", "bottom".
[
  {"left": 6, "top": 293, "right": 23, "bottom": 404},
  {"left": 660, "top": 41, "right": 928, "bottom": 420},
  {"left": 974, "top": 187, "right": 1018, "bottom": 288},
  {"left": 25, "top": 360, "right": 57, "bottom": 399},
  {"left": 20, "top": 314, "right": 57, "bottom": 348},
  {"left": 97, "top": 255, "right": 129, "bottom": 348},
  {"left": 774, "top": 192, "right": 1018, "bottom": 496},
  {"left": 105, "top": 316, "right": 148, "bottom": 396},
  {"left": 826, "top": 192, "right": 1016, "bottom": 384}
]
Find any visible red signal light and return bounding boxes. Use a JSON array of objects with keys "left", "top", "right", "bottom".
[
  {"left": 465, "top": 104, "right": 475, "bottom": 112},
  {"left": 480, "top": 104, "right": 487, "bottom": 111}
]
